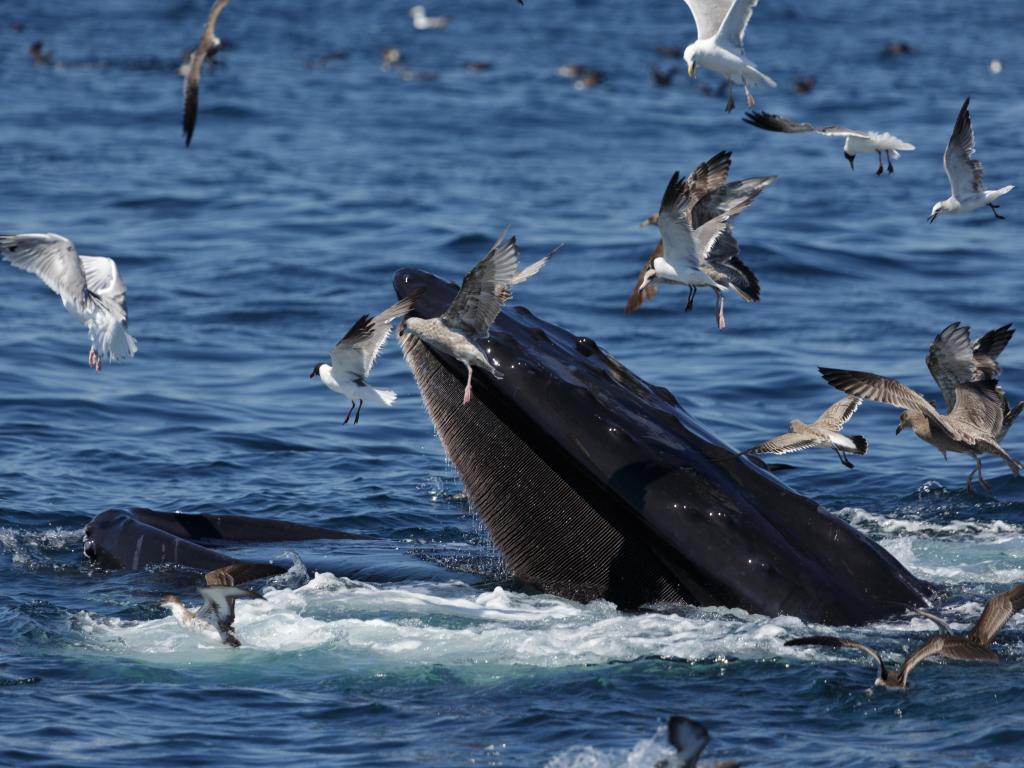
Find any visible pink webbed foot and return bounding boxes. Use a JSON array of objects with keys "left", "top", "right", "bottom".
[{"left": 463, "top": 381, "right": 472, "bottom": 405}]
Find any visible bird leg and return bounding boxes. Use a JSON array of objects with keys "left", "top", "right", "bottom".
[
  {"left": 354, "top": 399, "right": 364, "bottom": 424},
  {"left": 989, "top": 203, "right": 1005, "bottom": 220},
  {"left": 88, "top": 347, "right": 102, "bottom": 372},
  {"left": 684, "top": 285, "right": 696, "bottom": 312},
  {"left": 713, "top": 288, "right": 726, "bottom": 330},
  {"left": 886, "top": 150, "right": 894, "bottom": 174},
  {"left": 966, "top": 459, "right": 981, "bottom": 494},
  {"left": 875, "top": 151, "right": 884, "bottom": 176},
  {"left": 463, "top": 363, "right": 474, "bottom": 405},
  {"left": 725, "top": 81, "right": 735, "bottom": 112},
  {"left": 743, "top": 78, "right": 755, "bottom": 108},
  {"left": 834, "top": 447, "right": 855, "bottom": 469},
  {"left": 342, "top": 400, "right": 356, "bottom": 425}
]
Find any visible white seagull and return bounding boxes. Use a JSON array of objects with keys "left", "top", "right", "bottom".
[
  {"left": 163, "top": 584, "right": 264, "bottom": 648},
  {"left": 0, "top": 233, "right": 137, "bottom": 371},
  {"left": 930, "top": 97, "right": 1014, "bottom": 222},
  {"left": 409, "top": 5, "right": 448, "bottom": 30},
  {"left": 310, "top": 295, "right": 418, "bottom": 425},
  {"left": 680, "top": 0, "right": 776, "bottom": 112},
  {"left": 182, "top": 0, "right": 231, "bottom": 147},
  {"left": 743, "top": 111, "right": 915, "bottom": 175},
  {"left": 401, "top": 231, "right": 550, "bottom": 405}
]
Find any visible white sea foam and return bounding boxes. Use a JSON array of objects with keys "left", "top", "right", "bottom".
[{"left": 0, "top": 526, "right": 83, "bottom": 567}]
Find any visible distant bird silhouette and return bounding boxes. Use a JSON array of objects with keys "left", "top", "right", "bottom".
[{"left": 182, "top": 0, "right": 231, "bottom": 147}]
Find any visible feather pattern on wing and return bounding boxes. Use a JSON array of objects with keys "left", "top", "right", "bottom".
[
  {"left": 442, "top": 232, "right": 519, "bottom": 338},
  {"left": 331, "top": 295, "right": 417, "bottom": 380},
  {"left": 944, "top": 97, "right": 984, "bottom": 198}
]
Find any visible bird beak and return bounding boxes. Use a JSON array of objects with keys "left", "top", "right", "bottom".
[
  {"left": 895, "top": 423, "right": 903, "bottom": 434},
  {"left": 639, "top": 214, "right": 658, "bottom": 228},
  {"left": 687, "top": 62, "right": 696, "bottom": 77},
  {"left": 845, "top": 153, "right": 855, "bottom": 170},
  {"left": 928, "top": 213, "right": 938, "bottom": 223}
]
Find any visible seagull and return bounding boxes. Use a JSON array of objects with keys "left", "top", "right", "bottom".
[
  {"left": 409, "top": 5, "right": 448, "bottom": 30},
  {"left": 182, "top": 0, "right": 231, "bottom": 147},
  {"left": 745, "top": 396, "right": 868, "bottom": 469},
  {"left": 929, "top": 98, "right": 1014, "bottom": 221},
  {"left": 680, "top": 0, "right": 776, "bottom": 112},
  {"left": 401, "top": 231, "right": 550, "bottom": 405},
  {"left": 786, "top": 584, "right": 1024, "bottom": 688},
  {"left": 0, "top": 233, "right": 137, "bottom": 371},
  {"left": 819, "top": 370, "right": 1022, "bottom": 493},
  {"left": 163, "top": 567, "right": 266, "bottom": 647},
  {"left": 743, "top": 111, "right": 915, "bottom": 175},
  {"left": 310, "top": 295, "right": 418, "bottom": 425},
  {"left": 625, "top": 151, "right": 775, "bottom": 329}
]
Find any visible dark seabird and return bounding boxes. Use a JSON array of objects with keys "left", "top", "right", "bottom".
[
  {"left": 655, "top": 716, "right": 738, "bottom": 768},
  {"left": 182, "top": 0, "right": 231, "bottom": 147}
]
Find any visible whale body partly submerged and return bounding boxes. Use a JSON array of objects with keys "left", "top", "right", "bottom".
[{"left": 394, "top": 268, "right": 928, "bottom": 625}]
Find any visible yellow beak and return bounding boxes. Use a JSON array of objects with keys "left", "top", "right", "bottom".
[{"left": 687, "top": 62, "right": 696, "bottom": 77}]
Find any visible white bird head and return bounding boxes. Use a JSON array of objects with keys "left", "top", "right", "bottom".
[
  {"left": 683, "top": 44, "right": 698, "bottom": 77},
  {"left": 928, "top": 201, "right": 947, "bottom": 223},
  {"left": 637, "top": 268, "right": 658, "bottom": 293},
  {"left": 409, "top": 5, "right": 426, "bottom": 17}
]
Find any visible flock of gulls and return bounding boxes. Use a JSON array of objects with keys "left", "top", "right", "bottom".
[{"left": 5, "top": 0, "right": 1024, "bottom": 743}]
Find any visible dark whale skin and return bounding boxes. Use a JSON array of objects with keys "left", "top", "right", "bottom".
[
  {"left": 83, "top": 507, "right": 368, "bottom": 574},
  {"left": 395, "top": 268, "right": 928, "bottom": 625}
]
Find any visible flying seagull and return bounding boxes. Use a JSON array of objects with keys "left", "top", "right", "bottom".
[
  {"left": 929, "top": 97, "right": 1014, "bottom": 221},
  {"left": 743, "top": 111, "right": 915, "bottom": 175},
  {"left": 163, "top": 568, "right": 266, "bottom": 647},
  {"left": 401, "top": 231, "right": 550, "bottom": 405},
  {"left": 786, "top": 584, "right": 1024, "bottom": 688},
  {"left": 0, "top": 233, "right": 137, "bottom": 371},
  {"left": 745, "top": 396, "right": 868, "bottom": 468},
  {"left": 680, "top": 0, "right": 776, "bottom": 112},
  {"left": 626, "top": 151, "right": 775, "bottom": 329},
  {"left": 819, "top": 370, "right": 1021, "bottom": 493},
  {"left": 310, "top": 295, "right": 418, "bottom": 425},
  {"left": 182, "top": 0, "right": 231, "bottom": 147}
]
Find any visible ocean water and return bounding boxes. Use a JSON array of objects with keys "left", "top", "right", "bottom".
[{"left": 1, "top": 0, "right": 1024, "bottom": 764}]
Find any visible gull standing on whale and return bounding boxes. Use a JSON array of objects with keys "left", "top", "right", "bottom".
[
  {"left": 626, "top": 151, "right": 775, "bottom": 329},
  {"left": 0, "top": 233, "right": 137, "bottom": 371},
  {"left": 680, "top": 0, "right": 776, "bottom": 112},
  {"left": 745, "top": 396, "right": 868, "bottom": 468},
  {"left": 401, "top": 231, "right": 550, "bottom": 405},
  {"left": 929, "top": 97, "right": 1014, "bottom": 221},
  {"left": 310, "top": 295, "right": 418, "bottom": 425},
  {"left": 182, "top": 0, "right": 231, "bottom": 147},
  {"left": 743, "top": 111, "right": 915, "bottom": 175}
]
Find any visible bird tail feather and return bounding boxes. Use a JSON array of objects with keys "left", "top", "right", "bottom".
[{"left": 375, "top": 388, "right": 398, "bottom": 407}]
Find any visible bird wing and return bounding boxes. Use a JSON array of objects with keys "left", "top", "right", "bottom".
[
  {"left": 690, "top": 176, "right": 776, "bottom": 228},
  {"left": 624, "top": 241, "right": 661, "bottom": 314},
  {"left": 681, "top": 0, "right": 734, "bottom": 41},
  {"left": 926, "top": 322, "right": 976, "bottom": 412},
  {"left": 79, "top": 255, "right": 137, "bottom": 362},
  {"left": 666, "top": 716, "right": 709, "bottom": 768},
  {"left": 0, "top": 232, "right": 90, "bottom": 311},
  {"left": 974, "top": 324, "right": 1014, "bottom": 362},
  {"left": 818, "top": 368, "right": 940, "bottom": 420},
  {"left": 183, "top": 0, "right": 230, "bottom": 146},
  {"left": 785, "top": 636, "right": 888, "bottom": 678},
  {"left": 812, "top": 395, "right": 862, "bottom": 431},
  {"left": 703, "top": 246, "right": 759, "bottom": 302},
  {"left": 198, "top": 584, "right": 263, "bottom": 628},
  {"left": 911, "top": 607, "right": 954, "bottom": 635},
  {"left": 746, "top": 432, "right": 821, "bottom": 456},
  {"left": 441, "top": 231, "right": 519, "bottom": 338},
  {"left": 205, "top": 562, "right": 286, "bottom": 587},
  {"left": 969, "top": 584, "right": 1024, "bottom": 647},
  {"left": 656, "top": 172, "right": 703, "bottom": 269},
  {"left": 944, "top": 97, "right": 984, "bottom": 198},
  {"left": 331, "top": 295, "right": 417, "bottom": 380},
  {"left": 716, "top": 0, "right": 760, "bottom": 49},
  {"left": 898, "top": 635, "right": 999, "bottom": 686},
  {"left": 948, "top": 380, "right": 1005, "bottom": 436},
  {"left": 684, "top": 150, "right": 733, "bottom": 203}
]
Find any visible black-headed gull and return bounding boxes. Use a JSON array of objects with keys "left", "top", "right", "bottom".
[
  {"left": 0, "top": 232, "right": 137, "bottom": 371},
  {"left": 310, "top": 295, "right": 417, "bottom": 425},
  {"left": 930, "top": 98, "right": 1014, "bottom": 222},
  {"left": 680, "top": 0, "right": 775, "bottom": 112}
]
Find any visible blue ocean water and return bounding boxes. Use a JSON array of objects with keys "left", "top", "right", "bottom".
[{"left": 1, "top": 0, "right": 1024, "bottom": 764}]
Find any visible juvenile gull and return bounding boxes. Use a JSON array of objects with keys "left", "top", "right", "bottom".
[
  {"left": 401, "top": 231, "right": 550, "bottom": 405},
  {"left": 743, "top": 111, "right": 915, "bottom": 175},
  {"left": 786, "top": 584, "right": 1024, "bottom": 688},
  {"left": 0, "top": 233, "right": 137, "bottom": 371},
  {"left": 182, "top": 0, "right": 231, "bottom": 147},
  {"left": 163, "top": 572, "right": 264, "bottom": 647},
  {"left": 745, "top": 395, "right": 868, "bottom": 469},
  {"left": 626, "top": 151, "right": 775, "bottom": 329},
  {"left": 929, "top": 97, "right": 1014, "bottom": 221},
  {"left": 680, "top": 0, "right": 776, "bottom": 112},
  {"left": 310, "top": 296, "right": 417, "bottom": 425},
  {"left": 820, "top": 369, "right": 1022, "bottom": 493}
]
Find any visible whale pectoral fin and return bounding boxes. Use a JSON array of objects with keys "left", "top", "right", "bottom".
[{"left": 205, "top": 562, "right": 285, "bottom": 587}]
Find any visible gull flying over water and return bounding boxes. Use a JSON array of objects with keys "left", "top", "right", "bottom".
[
  {"left": 626, "top": 151, "right": 775, "bottom": 329},
  {"left": 182, "top": 0, "right": 231, "bottom": 147},
  {"left": 0, "top": 233, "right": 137, "bottom": 371},
  {"left": 680, "top": 0, "right": 776, "bottom": 112},
  {"left": 743, "top": 111, "right": 915, "bottom": 175},
  {"left": 310, "top": 296, "right": 418, "bottom": 425},
  {"left": 401, "top": 231, "right": 550, "bottom": 405},
  {"left": 786, "top": 584, "right": 1024, "bottom": 688},
  {"left": 929, "top": 97, "right": 1014, "bottom": 221},
  {"left": 745, "top": 396, "right": 868, "bottom": 468}
]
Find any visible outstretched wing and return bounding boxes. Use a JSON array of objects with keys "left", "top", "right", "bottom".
[
  {"left": 442, "top": 231, "right": 519, "bottom": 338},
  {"left": 744, "top": 111, "right": 870, "bottom": 139},
  {"left": 948, "top": 379, "right": 1005, "bottom": 436},
  {"left": 198, "top": 584, "right": 263, "bottom": 629},
  {"left": 812, "top": 395, "right": 862, "bottom": 431},
  {"left": 969, "top": 583, "right": 1024, "bottom": 647},
  {"left": 0, "top": 232, "right": 90, "bottom": 310},
  {"left": 183, "top": 0, "right": 231, "bottom": 146},
  {"left": 331, "top": 295, "right": 417, "bottom": 380},
  {"left": 785, "top": 635, "right": 887, "bottom": 679},
  {"left": 944, "top": 97, "right": 984, "bottom": 198},
  {"left": 898, "top": 635, "right": 998, "bottom": 686},
  {"left": 926, "top": 322, "right": 976, "bottom": 413},
  {"left": 681, "top": 0, "right": 734, "bottom": 41},
  {"left": 666, "top": 716, "right": 709, "bottom": 768},
  {"left": 205, "top": 562, "right": 287, "bottom": 587},
  {"left": 716, "top": 0, "right": 760, "bottom": 49},
  {"left": 690, "top": 176, "right": 776, "bottom": 228},
  {"left": 684, "top": 150, "right": 733, "bottom": 203},
  {"left": 818, "top": 368, "right": 940, "bottom": 420},
  {"left": 746, "top": 432, "right": 821, "bottom": 456},
  {"left": 625, "top": 241, "right": 662, "bottom": 314}
]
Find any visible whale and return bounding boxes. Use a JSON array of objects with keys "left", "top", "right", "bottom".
[
  {"left": 394, "top": 267, "right": 929, "bottom": 625},
  {"left": 83, "top": 507, "right": 369, "bottom": 579}
]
